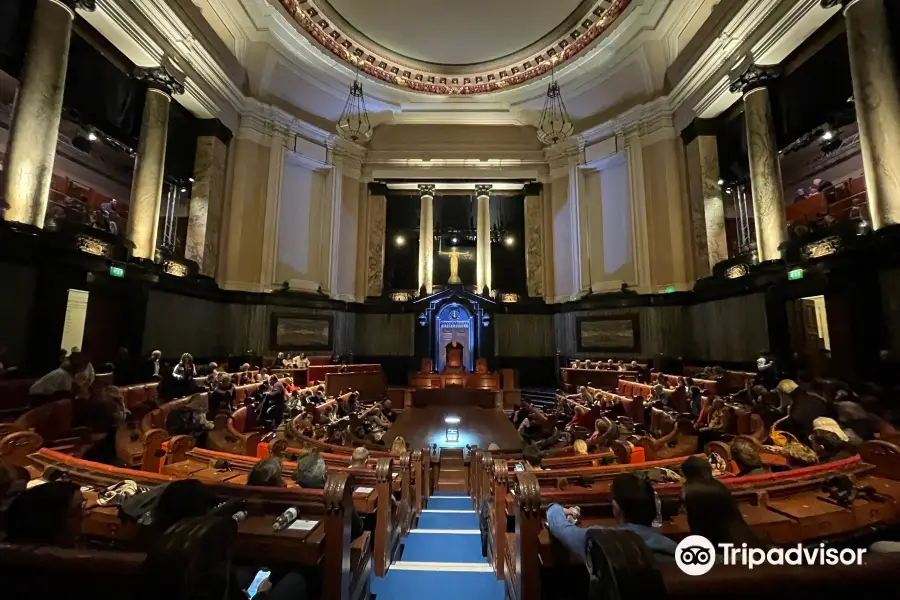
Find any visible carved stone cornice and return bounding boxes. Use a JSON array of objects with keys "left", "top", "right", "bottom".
[
  {"left": 729, "top": 64, "right": 780, "bottom": 95},
  {"left": 134, "top": 66, "right": 185, "bottom": 96}
]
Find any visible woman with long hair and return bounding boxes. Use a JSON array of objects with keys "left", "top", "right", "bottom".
[{"left": 683, "top": 478, "right": 765, "bottom": 548}]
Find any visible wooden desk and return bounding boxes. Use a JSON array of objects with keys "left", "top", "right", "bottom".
[{"left": 412, "top": 388, "right": 496, "bottom": 408}]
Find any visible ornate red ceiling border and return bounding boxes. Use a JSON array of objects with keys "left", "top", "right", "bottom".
[{"left": 279, "top": 0, "right": 632, "bottom": 95}]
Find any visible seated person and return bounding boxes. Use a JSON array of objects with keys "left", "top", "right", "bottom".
[
  {"left": 648, "top": 384, "right": 669, "bottom": 408},
  {"left": 688, "top": 386, "right": 703, "bottom": 418},
  {"left": 293, "top": 452, "right": 364, "bottom": 539},
  {"left": 379, "top": 399, "right": 396, "bottom": 423},
  {"left": 681, "top": 455, "right": 713, "bottom": 483},
  {"left": 3, "top": 481, "right": 85, "bottom": 546},
  {"left": 566, "top": 401, "right": 593, "bottom": 430},
  {"left": 209, "top": 373, "right": 236, "bottom": 416},
  {"left": 147, "top": 481, "right": 212, "bottom": 527},
  {"left": 684, "top": 478, "right": 765, "bottom": 548},
  {"left": 546, "top": 473, "right": 676, "bottom": 563},
  {"left": 165, "top": 394, "right": 214, "bottom": 446},
  {"left": 28, "top": 352, "right": 87, "bottom": 406},
  {"left": 247, "top": 457, "right": 286, "bottom": 487},
  {"left": 294, "top": 353, "right": 310, "bottom": 369},
  {"left": 810, "top": 419, "right": 857, "bottom": 463},
  {"left": 256, "top": 375, "right": 287, "bottom": 431},
  {"left": 730, "top": 437, "right": 770, "bottom": 476},
  {"left": 521, "top": 446, "right": 544, "bottom": 471},
  {"left": 349, "top": 447, "right": 370, "bottom": 469}
]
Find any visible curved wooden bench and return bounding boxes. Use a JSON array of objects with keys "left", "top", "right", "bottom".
[{"left": 26, "top": 447, "right": 365, "bottom": 600}]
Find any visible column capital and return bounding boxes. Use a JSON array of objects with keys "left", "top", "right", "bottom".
[
  {"left": 820, "top": 0, "right": 859, "bottom": 11},
  {"left": 475, "top": 184, "right": 492, "bottom": 200},
  {"left": 417, "top": 183, "right": 435, "bottom": 200},
  {"left": 729, "top": 64, "right": 780, "bottom": 95},
  {"left": 58, "top": 0, "right": 96, "bottom": 12},
  {"left": 134, "top": 66, "right": 185, "bottom": 96}
]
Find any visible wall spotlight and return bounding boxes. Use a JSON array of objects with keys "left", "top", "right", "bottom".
[
  {"left": 87, "top": 131, "right": 98, "bottom": 141},
  {"left": 395, "top": 235, "right": 405, "bottom": 247},
  {"left": 822, "top": 130, "right": 834, "bottom": 141},
  {"left": 180, "top": 186, "right": 188, "bottom": 193},
  {"left": 504, "top": 236, "right": 514, "bottom": 246},
  {"left": 717, "top": 178, "right": 725, "bottom": 185},
  {"left": 451, "top": 237, "right": 458, "bottom": 244},
  {"left": 188, "top": 177, "right": 195, "bottom": 182}
]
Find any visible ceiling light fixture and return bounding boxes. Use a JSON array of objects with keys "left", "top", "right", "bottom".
[
  {"left": 536, "top": 58, "right": 574, "bottom": 146},
  {"left": 395, "top": 235, "right": 405, "bottom": 247},
  {"left": 336, "top": 63, "right": 372, "bottom": 144},
  {"left": 87, "top": 131, "right": 98, "bottom": 142},
  {"left": 451, "top": 237, "right": 458, "bottom": 244},
  {"left": 717, "top": 179, "right": 725, "bottom": 185},
  {"left": 822, "top": 130, "right": 834, "bottom": 141},
  {"left": 504, "top": 236, "right": 514, "bottom": 246}
]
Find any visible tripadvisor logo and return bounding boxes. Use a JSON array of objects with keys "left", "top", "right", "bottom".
[{"left": 675, "top": 535, "right": 867, "bottom": 576}]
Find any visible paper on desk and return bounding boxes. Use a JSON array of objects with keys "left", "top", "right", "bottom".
[
  {"left": 26, "top": 479, "right": 47, "bottom": 489},
  {"left": 355, "top": 486, "right": 374, "bottom": 494},
  {"left": 288, "top": 519, "right": 319, "bottom": 531}
]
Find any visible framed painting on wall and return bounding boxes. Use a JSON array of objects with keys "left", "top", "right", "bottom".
[
  {"left": 270, "top": 314, "right": 334, "bottom": 350},
  {"left": 576, "top": 315, "right": 640, "bottom": 353}
]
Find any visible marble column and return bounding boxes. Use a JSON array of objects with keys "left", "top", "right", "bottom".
[
  {"left": 523, "top": 183, "right": 545, "bottom": 297},
  {"left": 417, "top": 184, "right": 434, "bottom": 295},
  {"left": 2, "top": 0, "right": 94, "bottom": 227},
  {"left": 126, "top": 67, "right": 184, "bottom": 260},
  {"left": 475, "top": 184, "right": 492, "bottom": 295},
  {"left": 823, "top": 0, "right": 900, "bottom": 229},
  {"left": 730, "top": 65, "right": 786, "bottom": 262},
  {"left": 185, "top": 122, "right": 230, "bottom": 276},
  {"left": 686, "top": 135, "right": 728, "bottom": 272}
]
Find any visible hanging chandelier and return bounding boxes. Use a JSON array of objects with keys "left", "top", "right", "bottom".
[
  {"left": 536, "top": 64, "right": 574, "bottom": 146},
  {"left": 336, "top": 69, "right": 372, "bottom": 144}
]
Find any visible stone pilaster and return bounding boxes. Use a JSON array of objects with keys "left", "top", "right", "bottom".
[
  {"left": 126, "top": 66, "right": 184, "bottom": 260},
  {"left": 185, "top": 122, "right": 230, "bottom": 275},
  {"left": 731, "top": 65, "right": 786, "bottom": 262},
  {"left": 475, "top": 184, "right": 492, "bottom": 295},
  {"left": 823, "top": 0, "right": 900, "bottom": 229},
  {"left": 524, "top": 184, "right": 545, "bottom": 298},
  {"left": 365, "top": 191, "right": 387, "bottom": 297},
  {"left": 3, "top": 0, "right": 95, "bottom": 227},
  {"left": 417, "top": 184, "right": 434, "bottom": 295}
]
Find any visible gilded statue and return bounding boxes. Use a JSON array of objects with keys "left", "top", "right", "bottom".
[{"left": 440, "top": 246, "right": 471, "bottom": 284}]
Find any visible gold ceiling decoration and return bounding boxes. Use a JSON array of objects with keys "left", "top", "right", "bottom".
[{"left": 279, "top": 0, "right": 632, "bottom": 95}]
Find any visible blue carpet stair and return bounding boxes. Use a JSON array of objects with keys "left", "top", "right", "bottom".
[{"left": 371, "top": 452, "right": 504, "bottom": 600}]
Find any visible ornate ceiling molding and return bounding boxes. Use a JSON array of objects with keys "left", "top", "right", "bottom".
[{"left": 278, "top": 0, "right": 633, "bottom": 95}]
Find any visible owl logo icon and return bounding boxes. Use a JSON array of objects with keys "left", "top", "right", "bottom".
[{"left": 675, "top": 535, "right": 716, "bottom": 576}]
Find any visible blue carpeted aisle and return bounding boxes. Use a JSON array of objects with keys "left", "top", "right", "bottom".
[{"left": 370, "top": 492, "right": 505, "bottom": 600}]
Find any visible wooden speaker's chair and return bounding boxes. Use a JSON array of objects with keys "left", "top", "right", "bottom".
[
  {"left": 420, "top": 358, "right": 433, "bottom": 373},
  {"left": 475, "top": 358, "right": 488, "bottom": 374}
]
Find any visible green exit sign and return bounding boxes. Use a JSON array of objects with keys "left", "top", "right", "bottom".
[
  {"left": 788, "top": 268, "right": 804, "bottom": 281},
  {"left": 109, "top": 266, "right": 125, "bottom": 278},
  {"left": 664, "top": 286, "right": 676, "bottom": 293}
]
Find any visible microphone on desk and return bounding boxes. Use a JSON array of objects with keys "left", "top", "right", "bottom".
[{"left": 273, "top": 507, "right": 299, "bottom": 531}]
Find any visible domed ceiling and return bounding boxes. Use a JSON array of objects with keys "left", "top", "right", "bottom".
[{"left": 278, "top": 0, "right": 634, "bottom": 95}]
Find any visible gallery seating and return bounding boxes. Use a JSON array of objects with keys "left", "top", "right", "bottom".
[{"left": 562, "top": 368, "right": 638, "bottom": 392}]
